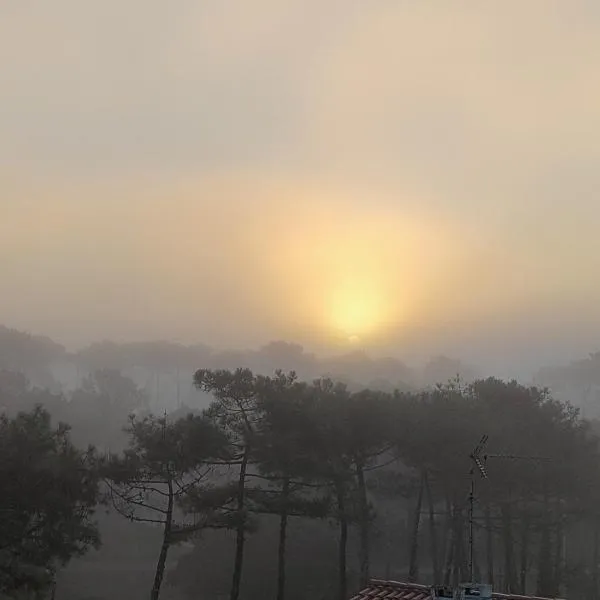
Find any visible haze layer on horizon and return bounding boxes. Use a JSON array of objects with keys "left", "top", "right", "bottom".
[{"left": 2, "top": 2, "right": 600, "bottom": 376}]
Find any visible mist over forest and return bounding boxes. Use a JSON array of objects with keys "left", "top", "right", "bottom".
[
  {"left": 3, "top": 324, "right": 600, "bottom": 600},
  {"left": 3, "top": 322, "right": 600, "bottom": 414},
  {"left": 4, "top": 3, "right": 600, "bottom": 600}
]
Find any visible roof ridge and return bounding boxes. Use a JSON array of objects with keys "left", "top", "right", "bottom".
[
  {"left": 365, "top": 580, "right": 565, "bottom": 600},
  {"left": 369, "top": 579, "right": 430, "bottom": 590}
]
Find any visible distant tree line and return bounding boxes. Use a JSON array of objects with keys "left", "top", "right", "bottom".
[{"left": 0, "top": 325, "right": 481, "bottom": 400}]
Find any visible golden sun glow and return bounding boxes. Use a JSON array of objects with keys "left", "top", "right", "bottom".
[
  {"left": 252, "top": 183, "right": 471, "bottom": 347},
  {"left": 329, "top": 282, "right": 387, "bottom": 340}
]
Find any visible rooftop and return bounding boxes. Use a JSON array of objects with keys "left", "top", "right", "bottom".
[{"left": 350, "top": 580, "right": 566, "bottom": 600}]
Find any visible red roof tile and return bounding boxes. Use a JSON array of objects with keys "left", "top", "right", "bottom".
[
  {"left": 350, "top": 580, "right": 566, "bottom": 600},
  {"left": 350, "top": 580, "right": 431, "bottom": 600}
]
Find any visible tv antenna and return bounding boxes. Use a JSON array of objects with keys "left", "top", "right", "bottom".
[
  {"left": 468, "top": 435, "right": 488, "bottom": 583},
  {"left": 467, "top": 436, "right": 550, "bottom": 583}
]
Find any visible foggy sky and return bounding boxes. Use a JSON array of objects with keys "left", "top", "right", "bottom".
[{"left": 2, "top": 2, "right": 600, "bottom": 377}]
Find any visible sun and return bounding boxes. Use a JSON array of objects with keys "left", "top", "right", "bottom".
[{"left": 329, "top": 284, "right": 385, "bottom": 340}]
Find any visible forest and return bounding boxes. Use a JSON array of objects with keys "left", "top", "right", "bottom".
[{"left": 1, "top": 326, "right": 600, "bottom": 600}]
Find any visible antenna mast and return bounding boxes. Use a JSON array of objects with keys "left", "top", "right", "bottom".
[
  {"left": 468, "top": 435, "right": 489, "bottom": 583},
  {"left": 467, "top": 437, "right": 551, "bottom": 585}
]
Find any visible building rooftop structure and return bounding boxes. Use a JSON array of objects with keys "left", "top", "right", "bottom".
[{"left": 350, "top": 580, "right": 566, "bottom": 600}]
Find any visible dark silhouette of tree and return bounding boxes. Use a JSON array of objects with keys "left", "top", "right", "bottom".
[
  {"left": 104, "top": 412, "right": 228, "bottom": 600},
  {"left": 251, "top": 372, "right": 331, "bottom": 600},
  {"left": 342, "top": 390, "right": 396, "bottom": 588},
  {"left": 193, "top": 368, "right": 262, "bottom": 600},
  {"left": 301, "top": 378, "right": 359, "bottom": 600},
  {"left": 0, "top": 406, "right": 100, "bottom": 597}
]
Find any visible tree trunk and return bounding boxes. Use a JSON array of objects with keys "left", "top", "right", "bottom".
[
  {"left": 150, "top": 478, "right": 173, "bottom": 600},
  {"left": 444, "top": 500, "right": 455, "bottom": 586},
  {"left": 484, "top": 499, "right": 494, "bottom": 585},
  {"left": 500, "top": 502, "right": 517, "bottom": 593},
  {"left": 537, "top": 528, "right": 553, "bottom": 596},
  {"left": 424, "top": 471, "right": 440, "bottom": 584},
  {"left": 442, "top": 496, "right": 454, "bottom": 585},
  {"left": 408, "top": 474, "right": 424, "bottom": 582},
  {"left": 385, "top": 541, "right": 392, "bottom": 581},
  {"left": 553, "top": 511, "right": 563, "bottom": 596},
  {"left": 230, "top": 448, "right": 249, "bottom": 600},
  {"left": 537, "top": 495, "right": 553, "bottom": 598},
  {"left": 276, "top": 477, "right": 290, "bottom": 600},
  {"left": 356, "top": 462, "right": 370, "bottom": 588},
  {"left": 519, "top": 509, "right": 530, "bottom": 595},
  {"left": 593, "top": 517, "right": 599, "bottom": 600},
  {"left": 454, "top": 505, "right": 468, "bottom": 584},
  {"left": 336, "top": 483, "right": 348, "bottom": 600}
]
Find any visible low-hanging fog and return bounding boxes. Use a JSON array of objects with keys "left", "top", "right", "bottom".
[
  {"left": 4, "top": 5, "right": 600, "bottom": 600},
  {"left": 2, "top": 2, "right": 600, "bottom": 382}
]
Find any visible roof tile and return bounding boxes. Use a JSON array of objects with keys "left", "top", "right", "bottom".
[{"left": 350, "top": 580, "right": 565, "bottom": 600}]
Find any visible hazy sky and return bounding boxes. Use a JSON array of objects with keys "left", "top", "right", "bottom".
[{"left": 2, "top": 2, "right": 600, "bottom": 374}]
